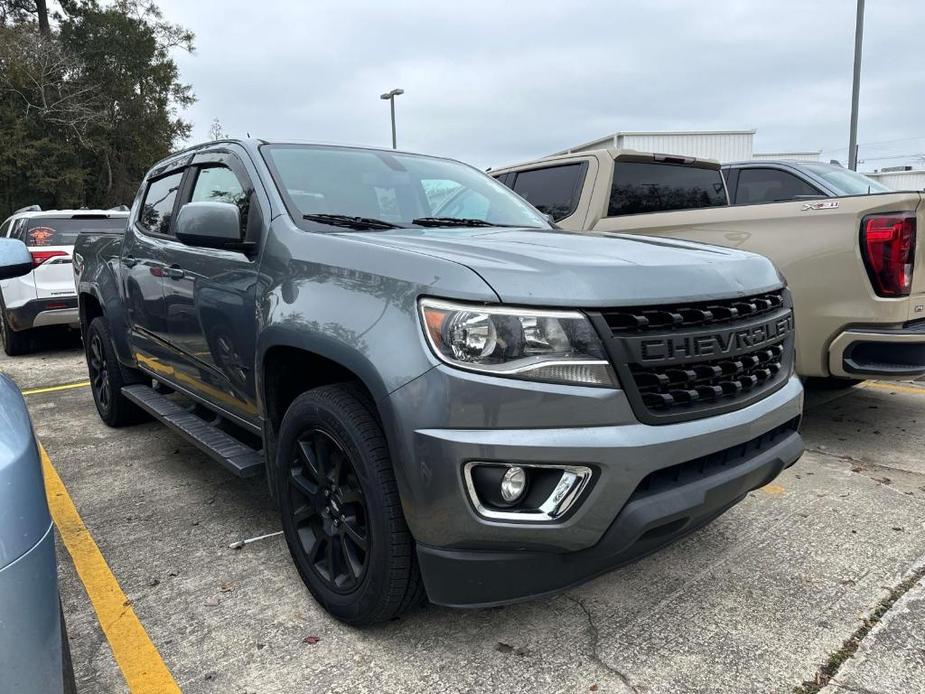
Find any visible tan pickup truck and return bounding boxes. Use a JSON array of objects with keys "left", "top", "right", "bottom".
[{"left": 490, "top": 149, "right": 925, "bottom": 382}]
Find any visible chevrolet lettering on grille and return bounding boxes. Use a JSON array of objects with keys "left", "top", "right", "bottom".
[{"left": 633, "top": 313, "right": 794, "bottom": 364}]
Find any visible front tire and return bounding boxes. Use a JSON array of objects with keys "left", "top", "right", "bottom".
[
  {"left": 85, "top": 317, "right": 147, "bottom": 427},
  {"left": 276, "top": 384, "right": 424, "bottom": 625}
]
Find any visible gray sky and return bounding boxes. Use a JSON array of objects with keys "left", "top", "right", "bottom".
[{"left": 162, "top": 0, "right": 925, "bottom": 170}]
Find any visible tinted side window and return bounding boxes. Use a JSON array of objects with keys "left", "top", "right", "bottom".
[
  {"left": 139, "top": 172, "right": 184, "bottom": 235},
  {"left": 734, "top": 168, "right": 822, "bottom": 205},
  {"left": 0, "top": 219, "right": 10, "bottom": 238},
  {"left": 511, "top": 164, "right": 585, "bottom": 221},
  {"left": 608, "top": 162, "right": 727, "bottom": 216}
]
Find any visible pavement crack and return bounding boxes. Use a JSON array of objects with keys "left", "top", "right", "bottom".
[
  {"left": 563, "top": 594, "right": 640, "bottom": 694},
  {"left": 793, "top": 563, "right": 925, "bottom": 694}
]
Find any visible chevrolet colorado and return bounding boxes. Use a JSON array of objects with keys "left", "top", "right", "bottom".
[
  {"left": 75, "top": 139, "right": 804, "bottom": 624},
  {"left": 493, "top": 149, "right": 925, "bottom": 382}
]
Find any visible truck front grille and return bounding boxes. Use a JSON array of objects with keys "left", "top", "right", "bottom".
[
  {"left": 601, "top": 291, "right": 786, "bottom": 333},
  {"left": 588, "top": 289, "right": 795, "bottom": 425},
  {"left": 630, "top": 343, "right": 785, "bottom": 411}
]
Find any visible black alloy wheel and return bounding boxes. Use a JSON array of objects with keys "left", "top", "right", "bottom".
[
  {"left": 287, "top": 428, "right": 370, "bottom": 592},
  {"left": 84, "top": 317, "right": 147, "bottom": 427},
  {"left": 275, "top": 384, "right": 425, "bottom": 624},
  {"left": 88, "top": 332, "right": 112, "bottom": 412}
]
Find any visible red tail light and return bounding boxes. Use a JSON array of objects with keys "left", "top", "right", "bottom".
[
  {"left": 30, "top": 250, "right": 67, "bottom": 268},
  {"left": 861, "top": 215, "right": 916, "bottom": 297}
]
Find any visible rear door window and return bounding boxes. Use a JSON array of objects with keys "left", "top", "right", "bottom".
[
  {"left": 139, "top": 171, "right": 184, "bottom": 235},
  {"left": 19, "top": 217, "right": 126, "bottom": 246},
  {"left": 510, "top": 164, "right": 586, "bottom": 221},
  {"left": 608, "top": 162, "right": 727, "bottom": 216},
  {"left": 733, "top": 168, "right": 822, "bottom": 205}
]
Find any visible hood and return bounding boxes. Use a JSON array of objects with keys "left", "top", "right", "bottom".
[{"left": 345, "top": 228, "right": 783, "bottom": 306}]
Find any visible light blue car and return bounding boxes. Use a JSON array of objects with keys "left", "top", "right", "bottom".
[{"left": 0, "top": 237, "right": 76, "bottom": 693}]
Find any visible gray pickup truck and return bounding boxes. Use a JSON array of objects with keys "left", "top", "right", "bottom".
[{"left": 74, "top": 139, "right": 804, "bottom": 624}]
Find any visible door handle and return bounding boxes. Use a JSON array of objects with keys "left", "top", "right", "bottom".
[
  {"left": 165, "top": 266, "right": 185, "bottom": 280},
  {"left": 123, "top": 255, "right": 138, "bottom": 268}
]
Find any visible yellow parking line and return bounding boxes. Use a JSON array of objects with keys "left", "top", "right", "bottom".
[
  {"left": 22, "top": 380, "right": 91, "bottom": 396},
  {"left": 40, "top": 445, "right": 180, "bottom": 693},
  {"left": 860, "top": 381, "right": 925, "bottom": 396}
]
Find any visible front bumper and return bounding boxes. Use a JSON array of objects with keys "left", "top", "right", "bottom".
[
  {"left": 385, "top": 369, "right": 804, "bottom": 606},
  {"left": 828, "top": 319, "right": 925, "bottom": 379},
  {"left": 5, "top": 297, "right": 79, "bottom": 331},
  {"left": 0, "top": 524, "right": 64, "bottom": 693},
  {"left": 419, "top": 426, "right": 801, "bottom": 607}
]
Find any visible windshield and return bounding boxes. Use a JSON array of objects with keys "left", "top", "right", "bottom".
[
  {"left": 262, "top": 144, "right": 549, "bottom": 230},
  {"left": 17, "top": 216, "right": 126, "bottom": 246},
  {"left": 800, "top": 163, "right": 891, "bottom": 195}
]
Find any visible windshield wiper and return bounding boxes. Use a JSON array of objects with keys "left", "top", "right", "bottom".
[
  {"left": 411, "top": 217, "right": 520, "bottom": 228},
  {"left": 302, "top": 213, "right": 403, "bottom": 230}
]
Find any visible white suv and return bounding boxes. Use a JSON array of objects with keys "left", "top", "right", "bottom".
[{"left": 0, "top": 206, "right": 128, "bottom": 355}]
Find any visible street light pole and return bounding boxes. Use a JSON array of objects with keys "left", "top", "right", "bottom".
[
  {"left": 848, "top": 0, "right": 865, "bottom": 170},
  {"left": 380, "top": 88, "right": 404, "bottom": 149}
]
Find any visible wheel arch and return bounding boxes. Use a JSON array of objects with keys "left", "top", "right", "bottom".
[{"left": 257, "top": 333, "right": 403, "bottom": 502}]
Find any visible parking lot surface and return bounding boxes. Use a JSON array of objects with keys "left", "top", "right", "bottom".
[{"left": 4, "top": 333, "right": 925, "bottom": 694}]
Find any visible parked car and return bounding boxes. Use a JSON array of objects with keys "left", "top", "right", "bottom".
[
  {"left": 0, "top": 206, "right": 128, "bottom": 355},
  {"left": 492, "top": 149, "right": 925, "bottom": 383},
  {"left": 0, "top": 237, "right": 76, "bottom": 693},
  {"left": 721, "top": 160, "right": 892, "bottom": 204},
  {"left": 75, "top": 139, "right": 804, "bottom": 624}
]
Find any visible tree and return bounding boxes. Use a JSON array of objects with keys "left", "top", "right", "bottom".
[
  {"left": 0, "top": 0, "right": 51, "bottom": 34},
  {"left": 58, "top": 0, "right": 195, "bottom": 206},
  {"left": 0, "top": 25, "right": 94, "bottom": 211},
  {"left": 208, "top": 117, "right": 225, "bottom": 141},
  {"left": 0, "top": 0, "right": 196, "bottom": 215}
]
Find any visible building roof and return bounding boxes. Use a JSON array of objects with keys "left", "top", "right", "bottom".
[{"left": 552, "top": 129, "right": 756, "bottom": 156}]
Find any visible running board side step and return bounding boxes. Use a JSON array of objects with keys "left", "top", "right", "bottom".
[{"left": 121, "top": 384, "right": 264, "bottom": 478}]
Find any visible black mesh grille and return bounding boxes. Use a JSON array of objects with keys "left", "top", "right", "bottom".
[
  {"left": 601, "top": 291, "right": 785, "bottom": 333},
  {"left": 632, "top": 343, "right": 786, "bottom": 411},
  {"left": 630, "top": 416, "right": 800, "bottom": 501}
]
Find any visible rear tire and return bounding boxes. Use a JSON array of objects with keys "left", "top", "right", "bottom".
[
  {"left": 276, "top": 383, "right": 425, "bottom": 625},
  {"left": 0, "top": 299, "right": 31, "bottom": 356},
  {"left": 85, "top": 317, "right": 147, "bottom": 427}
]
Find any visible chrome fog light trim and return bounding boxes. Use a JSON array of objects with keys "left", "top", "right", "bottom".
[{"left": 464, "top": 462, "right": 593, "bottom": 522}]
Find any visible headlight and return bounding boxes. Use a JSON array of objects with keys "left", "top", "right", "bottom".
[{"left": 418, "top": 298, "right": 617, "bottom": 387}]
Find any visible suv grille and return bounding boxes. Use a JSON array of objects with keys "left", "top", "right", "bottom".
[{"left": 589, "top": 290, "right": 794, "bottom": 425}]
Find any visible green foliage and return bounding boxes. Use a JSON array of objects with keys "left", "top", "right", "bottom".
[{"left": 0, "top": 0, "right": 195, "bottom": 216}]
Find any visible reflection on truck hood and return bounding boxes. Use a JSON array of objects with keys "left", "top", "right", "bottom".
[{"left": 346, "top": 227, "right": 783, "bottom": 306}]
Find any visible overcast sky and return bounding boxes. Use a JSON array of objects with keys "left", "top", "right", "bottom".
[{"left": 160, "top": 0, "right": 925, "bottom": 171}]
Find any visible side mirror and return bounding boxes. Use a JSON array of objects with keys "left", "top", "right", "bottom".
[
  {"left": 175, "top": 201, "right": 242, "bottom": 249},
  {"left": 0, "top": 238, "right": 33, "bottom": 280}
]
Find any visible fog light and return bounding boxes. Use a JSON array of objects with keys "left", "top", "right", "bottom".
[{"left": 500, "top": 466, "right": 527, "bottom": 503}]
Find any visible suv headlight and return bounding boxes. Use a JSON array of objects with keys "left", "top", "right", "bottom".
[{"left": 418, "top": 298, "right": 617, "bottom": 387}]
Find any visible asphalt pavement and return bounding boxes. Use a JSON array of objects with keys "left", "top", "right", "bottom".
[{"left": 3, "top": 330, "right": 924, "bottom": 694}]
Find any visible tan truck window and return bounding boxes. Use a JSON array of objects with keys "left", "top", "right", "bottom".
[
  {"left": 608, "top": 161, "right": 726, "bottom": 216},
  {"left": 511, "top": 164, "right": 585, "bottom": 221},
  {"left": 734, "top": 168, "right": 821, "bottom": 205}
]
